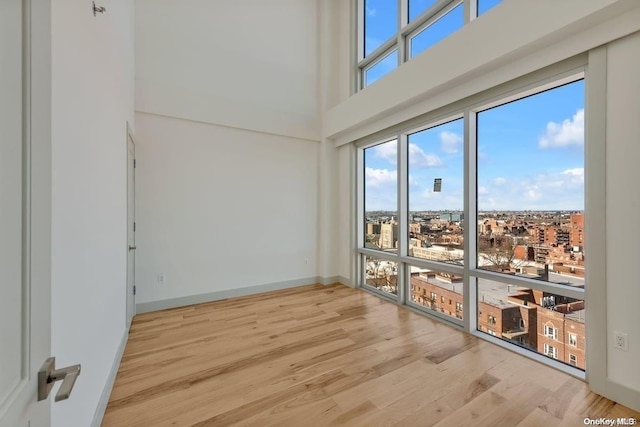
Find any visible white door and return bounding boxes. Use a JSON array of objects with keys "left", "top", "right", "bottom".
[
  {"left": 1, "top": 1, "right": 52, "bottom": 426},
  {"left": 126, "top": 128, "right": 136, "bottom": 325}
]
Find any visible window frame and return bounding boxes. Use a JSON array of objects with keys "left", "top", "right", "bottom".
[
  {"left": 569, "top": 333, "right": 578, "bottom": 347},
  {"left": 356, "top": 0, "right": 484, "bottom": 90},
  {"left": 569, "top": 354, "right": 578, "bottom": 366},
  {"left": 355, "top": 59, "right": 590, "bottom": 379},
  {"left": 544, "top": 343, "right": 558, "bottom": 359}
]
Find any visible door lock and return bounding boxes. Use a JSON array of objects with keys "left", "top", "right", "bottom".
[
  {"left": 38, "top": 357, "right": 81, "bottom": 402},
  {"left": 128, "top": 245, "right": 137, "bottom": 251}
]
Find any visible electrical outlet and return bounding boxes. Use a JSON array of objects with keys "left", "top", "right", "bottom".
[
  {"left": 613, "top": 331, "right": 628, "bottom": 351},
  {"left": 158, "top": 274, "right": 167, "bottom": 284}
]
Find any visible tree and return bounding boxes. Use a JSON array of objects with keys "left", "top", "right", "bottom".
[
  {"left": 366, "top": 258, "right": 397, "bottom": 293},
  {"left": 478, "top": 234, "right": 523, "bottom": 271}
]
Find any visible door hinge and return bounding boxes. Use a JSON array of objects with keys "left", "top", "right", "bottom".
[
  {"left": 134, "top": 222, "right": 136, "bottom": 232},
  {"left": 133, "top": 159, "right": 137, "bottom": 168},
  {"left": 133, "top": 286, "right": 136, "bottom": 296}
]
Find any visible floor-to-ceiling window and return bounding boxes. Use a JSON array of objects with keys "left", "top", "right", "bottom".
[{"left": 357, "top": 71, "right": 586, "bottom": 374}]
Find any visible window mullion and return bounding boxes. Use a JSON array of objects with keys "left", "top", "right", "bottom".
[
  {"left": 353, "top": 0, "right": 362, "bottom": 93},
  {"left": 398, "top": 133, "right": 409, "bottom": 304},
  {"left": 398, "top": 0, "right": 408, "bottom": 64},
  {"left": 463, "top": 110, "right": 477, "bottom": 333},
  {"left": 356, "top": 147, "right": 365, "bottom": 252},
  {"left": 356, "top": 0, "right": 365, "bottom": 62},
  {"left": 464, "top": 0, "right": 477, "bottom": 23}
]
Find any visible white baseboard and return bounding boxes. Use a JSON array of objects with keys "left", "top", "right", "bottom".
[
  {"left": 136, "top": 276, "right": 346, "bottom": 314},
  {"left": 91, "top": 324, "right": 130, "bottom": 427},
  {"left": 337, "top": 275, "right": 353, "bottom": 287},
  {"left": 318, "top": 275, "right": 341, "bottom": 285}
]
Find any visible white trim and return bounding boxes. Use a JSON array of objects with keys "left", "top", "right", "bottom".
[
  {"left": 463, "top": 110, "right": 477, "bottom": 332},
  {"left": 585, "top": 45, "right": 607, "bottom": 393},
  {"left": 338, "top": 275, "right": 353, "bottom": 287},
  {"left": 125, "top": 122, "right": 136, "bottom": 328},
  {"left": 90, "top": 324, "right": 130, "bottom": 427},
  {"left": 351, "top": 56, "right": 585, "bottom": 149},
  {"left": 318, "top": 276, "right": 342, "bottom": 286},
  {"left": 350, "top": 143, "right": 359, "bottom": 289}
]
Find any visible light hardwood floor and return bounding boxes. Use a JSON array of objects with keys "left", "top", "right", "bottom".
[{"left": 103, "top": 284, "right": 639, "bottom": 426}]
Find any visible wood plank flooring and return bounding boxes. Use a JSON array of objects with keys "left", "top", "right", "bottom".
[{"left": 102, "top": 284, "right": 639, "bottom": 426}]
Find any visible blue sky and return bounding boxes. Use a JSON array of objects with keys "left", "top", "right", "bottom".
[
  {"left": 364, "top": 0, "right": 502, "bottom": 86},
  {"left": 364, "top": 80, "right": 585, "bottom": 211}
]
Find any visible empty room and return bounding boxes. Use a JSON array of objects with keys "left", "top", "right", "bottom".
[{"left": 1, "top": 0, "right": 640, "bottom": 426}]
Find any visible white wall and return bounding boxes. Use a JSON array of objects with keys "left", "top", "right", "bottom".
[
  {"left": 50, "top": 1, "right": 134, "bottom": 426},
  {"left": 134, "top": 113, "right": 318, "bottom": 304},
  {"left": 605, "top": 31, "right": 640, "bottom": 394},
  {"left": 134, "top": 0, "right": 322, "bottom": 307},
  {"left": 135, "top": 0, "right": 319, "bottom": 141},
  {"left": 337, "top": 144, "right": 353, "bottom": 283}
]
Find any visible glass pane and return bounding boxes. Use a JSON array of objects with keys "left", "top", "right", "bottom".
[
  {"left": 408, "top": 119, "right": 464, "bottom": 264},
  {"left": 477, "top": 278, "right": 585, "bottom": 370},
  {"left": 410, "top": 266, "right": 464, "bottom": 320},
  {"left": 409, "top": 0, "right": 438, "bottom": 23},
  {"left": 477, "top": 0, "right": 502, "bottom": 16},
  {"left": 364, "top": 0, "right": 398, "bottom": 57},
  {"left": 410, "top": 3, "right": 463, "bottom": 59},
  {"left": 364, "top": 139, "right": 398, "bottom": 250},
  {"left": 364, "top": 50, "right": 398, "bottom": 87},
  {"left": 364, "top": 255, "right": 398, "bottom": 295},
  {"left": 476, "top": 80, "right": 585, "bottom": 287}
]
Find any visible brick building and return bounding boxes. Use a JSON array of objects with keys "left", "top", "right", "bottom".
[
  {"left": 570, "top": 213, "right": 585, "bottom": 248},
  {"left": 410, "top": 272, "right": 585, "bottom": 370}
]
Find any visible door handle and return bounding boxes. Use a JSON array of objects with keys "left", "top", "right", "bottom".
[
  {"left": 129, "top": 245, "right": 136, "bottom": 251},
  {"left": 38, "top": 357, "right": 81, "bottom": 402}
]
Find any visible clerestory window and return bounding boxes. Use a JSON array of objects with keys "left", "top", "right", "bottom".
[{"left": 357, "top": 0, "right": 503, "bottom": 89}]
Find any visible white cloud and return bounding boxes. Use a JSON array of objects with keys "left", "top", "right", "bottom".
[
  {"left": 478, "top": 168, "right": 584, "bottom": 210},
  {"left": 410, "top": 143, "right": 443, "bottom": 167},
  {"left": 539, "top": 109, "right": 584, "bottom": 149},
  {"left": 525, "top": 187, "right": 542, "bottom": 201},
  {"left": 365, "top": 167, "right": 396, "bottom": 187},
  {"left": 440, "top": 131, "right": 462, "bottom": 154},
  {"left": 373, "top": 140, "right": 443, "bottom": 168},
  {"left": 420, "top": 189, "right": 442, "bottom": 200},
  {"left": 372, "top": 140, "right": 397, "bottom": 163},
  {"left": 562, "top": 167, "right": 584, "bottom": 182}
]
